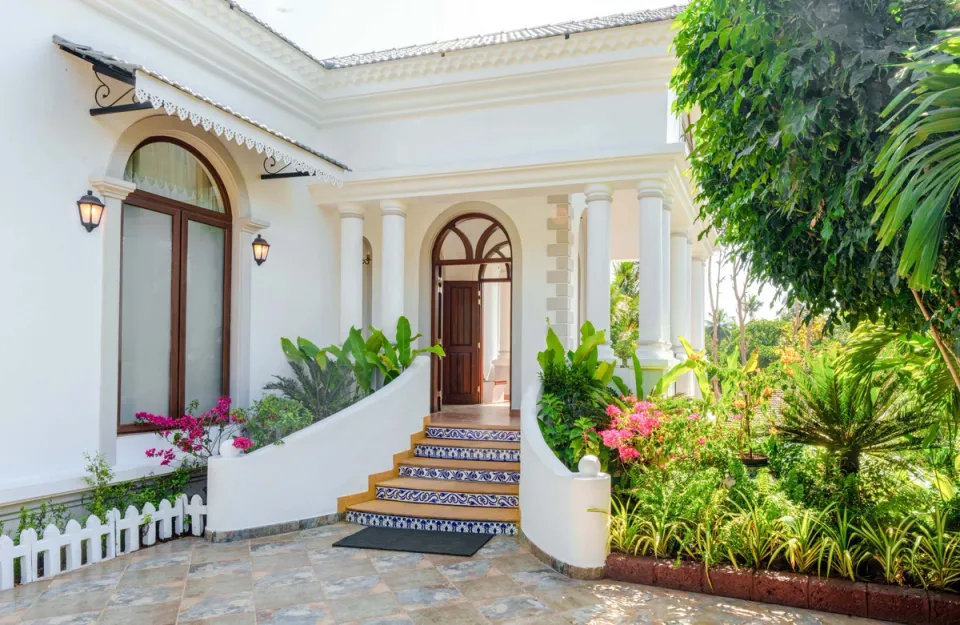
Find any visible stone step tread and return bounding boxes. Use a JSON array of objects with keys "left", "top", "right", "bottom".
[
  {"left": 348, "top": 500, "right": 519, "bottom": 522},
  {"left": 427, "top": 417, "right": 519, "bottom": 431},
  {"left": 417, "top": 439, "right": 520, "bottom": 450},
  {"left": 399, "top": 457, "right": 520, "bottom": 472},
  {"left": 377, "top": 477, "right": 519, "bottom": 495}
]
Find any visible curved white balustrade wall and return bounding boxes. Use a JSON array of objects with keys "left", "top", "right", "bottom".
[
  {"left": 206, "top": 356, "right": 430, "bottom": 534},
  {"left": 519, "top": 382, "right": 611, "bottom": 570}
]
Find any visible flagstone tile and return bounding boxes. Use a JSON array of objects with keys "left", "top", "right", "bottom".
[
  {"left": 254, "top": 566, "right": 318, "bottom": 589},
  {"left": 326, "top": 592, "right": 402, "bottom": 622},
  {"left": 405, "top": 603, "right": 488, "bottom": 625},
  {"left": 108, "top": 584, "right": 182, "bottom": 607},
  {"left": 255, "top": 582, "right": 327, "bottom": 612},
  {"left": 99, "top": 600, "right": 180, "bottom": 625},
  {"left": 178, "top": 591, "right": 253, "bottom": 621},
  {"left": 128, "top": 551, "right": 191, "bottom": 570},
  {"left": 491, "top": 554, "right": 548, "bottom": 575},
  {"left": 510, "top": 569, "right": 581, "bottom": 590},
  {"left": 313, "top": 559, "right": 379, "bottom": 582},
  {"left": 531, "top": 586, "right": 606, "bottom": 613},
  {"left": 476, "top": 537, "right": 524, "bottom": 559},
  {"left": 185, "top": 571, "right": 253, "bottom": 598},
  {"left": 357, "top": 615, "right": 414, "bottom": 625},
  {"left": 395, "top": 585, "right": 463, "bottom": 609},
  {"left": 42, "top": 572, "right": 122, "bottom": 597},
  {"left": 19, "top": 611, "right": 101, "bottom": 625},
  {"left": 21, "top": 589, "right": 113, "bottom": 620},
  {"left": 0, "top": 580, "right": 50, "bottom": 605},
  {"left": 117, "top": 563, "right": 188, "bottom": 587},
  {"left": 250, "top": 539, "right": 306, "bottom": 556},
  {"left": 252, "top": 551, "right": 312, "bottom": 573},
  {"left": 321, "top": 574, "right": 388, "bottom": 598},
  {"left": 180, "top": 613, "right": 256, "bottom": 625},
  {"left": 257, "top": 601, "right": 333, "bottom": 625},
  {"left": 189, "top": 559, "right": 252, "bottom": 579},
  {"left": 456, "top": 576, "right": 525, "bottom": 602},
  {"left": 477, "top": 595, "right": 552, "bottom": 621},
  {"left": 0, "top": 597, "right": 33, "bottom": 622},
  {"left": 437, "top": 559, "right": 501, "bottom": 582},
  {"left": 382, "top": 568, "right": 450, "bottom": 592},
  {"left": 309, "top": 547, "right": 368, "bottom": 565},
  {"left": 369, "top": 552, "right": 430, "bottom": 573},
  {"left": 192, "top": 544, "right": 250, "bottom": 565}
]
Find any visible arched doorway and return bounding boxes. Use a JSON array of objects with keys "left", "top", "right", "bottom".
[{"left": 431, "top": 213, "right": 512, "bottom": 412}]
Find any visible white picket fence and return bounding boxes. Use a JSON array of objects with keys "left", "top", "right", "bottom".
[{"left": 0, "top": 494, "right": 206, "bottom": 590}]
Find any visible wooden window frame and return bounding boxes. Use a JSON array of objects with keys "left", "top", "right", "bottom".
[{"left": 117, "top": 138, "right": 232, "bottom": 435}]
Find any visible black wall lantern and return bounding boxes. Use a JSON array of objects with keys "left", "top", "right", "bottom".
[
  {"left": 77, "top": 190, "right": 106, "bottom": 232},
  {"left": 252, "top": 234, "right": 270, "bottom": 266}
]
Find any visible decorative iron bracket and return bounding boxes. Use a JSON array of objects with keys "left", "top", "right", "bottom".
[
  {"left": 89, "top": 70, "right": 152, "bottom": 116},
  {"left": 261, "top": 156, "right": 311, "bottom": 180}
]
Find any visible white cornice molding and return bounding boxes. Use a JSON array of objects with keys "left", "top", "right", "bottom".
[
  {"left": 238, "top": 217, "right": 271, "bottom": 233},
  {"left": 309, "top": 151, "right": 689, "bottom": 206},
  {"left": 317, "top": 22, "right": 676, "bottom": 91},
  {"left": 88, "top": 176, "right": 136, "bottom": 201}
]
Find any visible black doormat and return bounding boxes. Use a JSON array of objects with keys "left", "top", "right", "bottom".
[{"left": 333, "top": 526, "right": 493, "bottom": 556}]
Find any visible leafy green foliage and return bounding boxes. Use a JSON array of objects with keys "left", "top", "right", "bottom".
[
  {"left": 672, "top": 0, "right": 953, "bottom": 331},
  {"left": 82, "top": 452, "right": 192, "bottom": 522},
  {"left": 236, "top": 394, "right": 314, "bottom": 450},
  {"left": 266, "top": 350, "right": 359, "bottom": 421},
  {"left": 537, "top": 321, "right": 622, "bottom": 470}
]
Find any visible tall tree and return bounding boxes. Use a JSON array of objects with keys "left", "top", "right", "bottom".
[
  {"left": 707, "top": 251, "right": 725, "bottom": 362},
  {"left": 730, "top": 253, "right": 753, "bottom": 364},
  {"left": 671, "top": 0, "right": 954, "bottom": 347}
]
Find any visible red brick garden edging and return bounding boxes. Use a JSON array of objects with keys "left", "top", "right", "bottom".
[{"left": 606, "top": 553, "right": 960, "bottom": 624}]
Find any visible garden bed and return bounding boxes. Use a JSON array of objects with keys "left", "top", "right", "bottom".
[{"left": 606, "top": 553, "right": 960, "bottom": 625}]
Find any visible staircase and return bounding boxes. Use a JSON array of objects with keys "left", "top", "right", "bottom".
[{"left": 342, "top": 415, "right": 520, "bottom": 535}]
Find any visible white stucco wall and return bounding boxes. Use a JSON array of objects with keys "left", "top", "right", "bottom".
[
  {"left": 206, "top": 356, "right": 430, "bottom": 533},
  {"left": 0, "top": 0, "right": 337, "bottom": 502}
]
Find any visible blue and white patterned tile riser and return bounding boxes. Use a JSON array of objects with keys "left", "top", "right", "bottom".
[
  {"left": 399, "top": 465, "right": 520, "bottom": 484},
  {"left": 414, "top": 444, "right": 520, "bottom": 462},
  {"left": 376, "top": 487, "right": 519, "bottom": 508},
  {"left": 346, "top": 510, "right": 518, "bottom": 535},
  {"left": 425, "top": 426, "right": 520, "bottom": 442}
]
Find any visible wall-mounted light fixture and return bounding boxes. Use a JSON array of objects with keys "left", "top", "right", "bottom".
[
  {"left": 77, "top": 190, "right": 105, "bottom": 232},
  {"left": 252, "top": 234, "right": 270, "bottom": 266}
]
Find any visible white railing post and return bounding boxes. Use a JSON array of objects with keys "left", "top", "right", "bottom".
[
  {"left": 64, "top": 520, "right": 83, "bottom": 571},
  {"left": 141, "top": 502, "right": 157, "bottom": 547},
  {"left": 183, "top": 495, "right": 206, "bottom": 537}
]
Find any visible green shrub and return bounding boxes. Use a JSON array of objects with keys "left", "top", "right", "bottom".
[{"left": 237, "top": 394, "right": 313, "bottom": 450}]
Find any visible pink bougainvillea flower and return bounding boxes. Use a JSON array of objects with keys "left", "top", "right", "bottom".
[
  {"left": 698, "top": 437, "right": 706, "bottom": 446},
  {"left": 606, "top": 404, "right": 622, "bottom": 417},
  {"left": 634, "top": 400, "right": 653, "bottom": 412},
  {"left": 688, "top": 413, "right": 700, "bottom": 422},
  {"left": 599, "top": 429, "right": 622, "bottom": 448},
  {"left": 617, "top": 446, "right": 641, "bottom": 461},
  {"left": 232, "top": 436, "right": 253, "bottom": 451}
]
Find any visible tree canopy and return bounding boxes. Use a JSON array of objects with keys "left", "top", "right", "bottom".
[{"left": 672, "top": 0, "right": 954, "bottom": 331}]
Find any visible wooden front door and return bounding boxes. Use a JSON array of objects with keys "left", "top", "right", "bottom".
[{"left": 442, "top": 281, "right": 482, "bottom": 404}]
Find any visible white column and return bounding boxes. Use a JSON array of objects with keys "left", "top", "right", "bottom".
[
  {"left": 90, "top": 176, "right": 136, "bottom": 466},
  {"left": 584, "top": 184, "right": 614, "bottom": 360},
  {"left": 380, "top": 200, "right": 406, "bottom": 339},
  {"left": 339, "top": 203, "right": 365, "bottom": 341},
  {"left": 636, "top": 181, "right": 673, "bottom": 362},
  {"left": 494, "top": 270, "right": 511, "bottom": 368},
  {"left": 483, "top": 281, "right": 499, "bottom": 377},
  {"left": 670, "top": 231, "right": 691, "bottom": 357},
  {"left": 691, "top": 251, "right": 707, "bottom": 398},
  {"left": 660, "top": 196, "right": 673, "bottom": 348}
]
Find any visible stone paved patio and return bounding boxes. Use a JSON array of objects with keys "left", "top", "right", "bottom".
[{"left": 0, "top": 523, "right": 884, "bottom": 624}]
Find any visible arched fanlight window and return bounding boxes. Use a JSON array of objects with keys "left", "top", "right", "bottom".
[{"left": 124, "top": 140, "right": 225, "bottom": 212}]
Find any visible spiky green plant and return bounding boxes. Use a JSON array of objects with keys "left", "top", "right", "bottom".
[
  {"left": 778, "top": 352, "right": 936, "bottom": 475},
  {"left": 778, "top": 509, "right": 828, "bottom": 575},
  {"left": 264, "top": 356, "right": 358, "bottom": 422},
  {"left": 908, "top": 509, "right": 960, "bottom": 589},
  {"left": 856, "top": 516, "right": 915, "bottom": 585},
  {"left": 819, "top": 508, "right": 868, "bottom": 581}
]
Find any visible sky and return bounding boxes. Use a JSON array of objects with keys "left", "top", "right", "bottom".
[
  {"left": 240, "top": 1, "right": 784, "bottom": 321},
  {"left": 239, "top": 0, "right": 676, "bottom": 59}
]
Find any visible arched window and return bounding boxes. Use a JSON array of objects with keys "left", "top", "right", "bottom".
[{"left": 118, "top": 138, "right": 231, "bottom": 433}]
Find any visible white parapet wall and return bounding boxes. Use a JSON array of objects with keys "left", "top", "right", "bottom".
[
  {"left": 519, "top": 382, "right": 611, "bottom": 571},
  {"left": 206, "top": 355, "right": 431, "bottom": 535}
]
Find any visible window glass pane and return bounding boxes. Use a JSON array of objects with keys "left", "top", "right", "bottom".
[
  {"left": 123, "top": 142, "right": 224, "bottom": 212},
  {"left": 184, "top": 221, "right": 225, "bottom": 414},
  {"left": 119, "top": 205, "right": 173, "bottom": 425}
]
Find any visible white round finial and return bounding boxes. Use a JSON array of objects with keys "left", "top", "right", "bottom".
[
  {"left": 219, "top": 438, "right": 241, "bottom": 458},
  {"left": 578, "top": 455, "right": 601, "bottom": 476}
]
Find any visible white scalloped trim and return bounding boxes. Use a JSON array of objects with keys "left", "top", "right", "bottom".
[{"left": 134, "top": 87, "right": 342, "bottom": 187}]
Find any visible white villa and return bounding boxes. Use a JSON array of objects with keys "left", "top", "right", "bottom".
[{"left": 1, "top": 0, "right": 712, "bottom": 576}]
